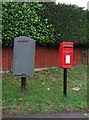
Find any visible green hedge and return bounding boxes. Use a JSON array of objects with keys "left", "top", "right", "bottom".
[
  {"left": 43, "top": 3, "right": 88, "bottom": 47},
  {"left": 2, "top": 2, "right": 58, "bottom": 46},
  {"left": 2, "top": 2, "right": 88, "bottom": 47}
]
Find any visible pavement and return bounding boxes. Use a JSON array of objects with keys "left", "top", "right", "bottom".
[{"left": 2, "top": 111, "right": 89, "bottom": 119}]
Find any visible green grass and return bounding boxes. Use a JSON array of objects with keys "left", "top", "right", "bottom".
[{"left": 2, "top": 65, "right": 87, "bottom": 114}]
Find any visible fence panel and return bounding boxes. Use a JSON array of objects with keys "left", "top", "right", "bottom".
[{"left": 1, "top": 47, "right": 88, "bottom": 71}]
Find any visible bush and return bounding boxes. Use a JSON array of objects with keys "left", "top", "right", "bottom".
[
  {"left": 43, "top": 3, "right": 88, "bottom": 47},
  {"left": 2, "top": 2, "right": 88, "bottom": 47},
  {"left": 2, "top": 2, "right": 59, "bottom": 46}
]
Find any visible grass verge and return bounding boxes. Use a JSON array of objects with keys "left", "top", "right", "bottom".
[{"left": 2, "top": 65, "right": 87, "bottom": 114}]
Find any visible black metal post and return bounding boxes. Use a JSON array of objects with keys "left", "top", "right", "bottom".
[
  {"left": 64, "top": 68, "right": 67, "bottom": 97},
  {"left": 21, "top": 77, "right": 26, "bottom": 93}
]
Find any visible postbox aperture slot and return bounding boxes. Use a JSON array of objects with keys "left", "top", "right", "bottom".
[{"left": 64, "top": 46, "right": 72, "bottom": 48}]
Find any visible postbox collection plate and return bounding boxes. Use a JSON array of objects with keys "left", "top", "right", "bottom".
[{"left": 65, "top": 55, "right": 70, "bottom": 64}]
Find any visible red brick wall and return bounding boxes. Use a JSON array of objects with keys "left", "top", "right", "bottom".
[{"left": 1, "top": 47, "right": 88, "bottom": 71}]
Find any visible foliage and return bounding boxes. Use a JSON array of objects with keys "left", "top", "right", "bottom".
[
  {"left": 2, "top": 65, "right": 87, "bottom": 114},
  {"left": 2, "top": 2, "right": 88, "bottom": 47},
  {"left": 2, "top": 2, "right": 58, "bottom": 46},
  {"left": 43, "top": 3, "right": 88, "bottom": 47}
]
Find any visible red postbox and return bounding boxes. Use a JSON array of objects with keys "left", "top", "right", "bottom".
[{"left": 59, "top": 42, "right": 73, "bottom": 68}]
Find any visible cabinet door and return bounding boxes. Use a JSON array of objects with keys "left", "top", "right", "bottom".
[{"left": 13, "top": 41, "right": 30, "bottom": 76}]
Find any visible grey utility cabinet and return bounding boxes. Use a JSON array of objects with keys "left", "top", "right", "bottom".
[{"left": 13, "top": 36, "right": 36, "bottom": 77}]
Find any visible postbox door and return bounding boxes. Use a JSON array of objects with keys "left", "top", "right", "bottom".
[{"left": 64, "top": 47, "right": 73, "bottom": 66}]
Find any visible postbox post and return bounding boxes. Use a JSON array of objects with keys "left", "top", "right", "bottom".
[{"left": 64, "top": 68, "right": 67, "bottom": 97}]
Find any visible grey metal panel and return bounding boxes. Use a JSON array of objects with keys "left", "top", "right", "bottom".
[
  {"left": 29, "top": 40, "right": 36, "bottom": 77},
  {"left": 13, "top": 36, "right": 36, "bottom": 77}
]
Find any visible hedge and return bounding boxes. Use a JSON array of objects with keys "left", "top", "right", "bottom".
[
  {"left": 2, "top": 2, "right": 59, "bottom": 46},
  {"left": 43, "top": 3, "right": 88, "bottom": 47},
  {"left": 2, "top": 2, "right": 88, "bottom": 47}
]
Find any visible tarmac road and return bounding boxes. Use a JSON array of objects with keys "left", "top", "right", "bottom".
[{"left": 2, "top": 111, "right": 89, "bottom": 119}]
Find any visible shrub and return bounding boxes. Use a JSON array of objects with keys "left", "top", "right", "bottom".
[
  {"left": 43, "top": 3, "right": 88, "bottom": 47},
  {"left": 2, "top": 2, "right": 59, "bottom": 46}
]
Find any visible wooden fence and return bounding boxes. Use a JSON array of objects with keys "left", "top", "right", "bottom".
[{"left": 1, "top": 47, "right": 88, "bottom": 71}]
